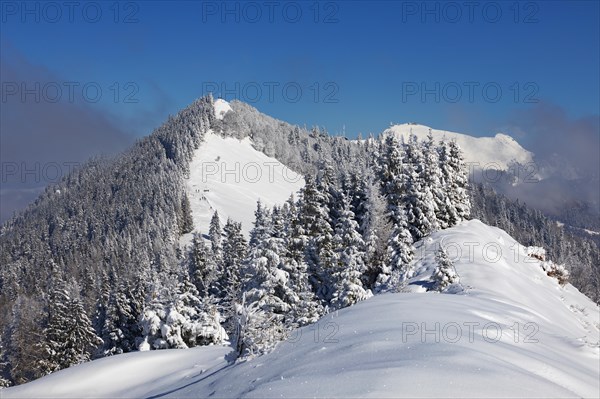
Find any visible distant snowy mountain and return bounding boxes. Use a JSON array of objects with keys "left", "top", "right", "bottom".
[
  {"left": 385, "top": 123, "right": 534, "bottom": 172},
  {"left": 5, "top": 220, "right": 598, "bottom": 398},
  {"left": 213, "top": 98, "right": 232, "bottom": 120},
  {"left": 385, "top": 124, "right": 599, "bottom": 230}
]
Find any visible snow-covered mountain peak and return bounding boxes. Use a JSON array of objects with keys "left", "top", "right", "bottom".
[
  {"left": 213, "top": 98, "right": 232, "bottom": 120},
  {"left": 384, "top": 124, "right": 534, "bottom": 171}
]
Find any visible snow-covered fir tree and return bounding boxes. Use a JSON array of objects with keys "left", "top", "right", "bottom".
[
  {"left": 403, "top": 134, "right": 438, "bottom": 240},
  {"left": 164, "top": 277, "right": 226, "bottom": 348},
  {"left": 220, "top": 219, "right": 248, "bottom": 334},
  {"left": 281, "top": 197, "right": 324, "bottom": 326},
  {"left": 383, "top": 207, "right": 415, "bottom": 288},
  {"left": 376, "top": 134, "right": 415, "bottom": 289},
  {"left": 100, "top": 282, "right": 141, "bottom": 356},
  {"left": 422, "top": 131, "right": 448, "bottom": 229},
  {"left": 300, "top": 175, "right": 336, "bottom": 304},
  {"left": 0, "top": 336, "right": 11, "bottom": 388},
  {"left": 188, "top": 233, "right": 218, "bottom": 298},
  {"left": 231, "top": 293, "right": 282, "bottom": 358},
  {"left": 248, "top": 200, "right": 271, "bottom": 248},
  {"left": 209, "top": 211, "right": 223, "bottom": 261},
  {"left": 432, "top": 247, "right": 459, "bottom": 292},
  {"left": 243, "top": 202, "right": 288, "bottom": 326},
  {"left": 330, "top": 196, "right": 372, "bottom": 309},
  {"left": 179, "top": 194, "right": 194, "bottom": 235},
  {"left": 38, "top": 277, "right": 102, "bottom": 374},
  {"left": 361, "top": 178, "right": 394, "bottom": 290},
  {"left": 442, "top": 140, "right": 471, "bottom": 223}
]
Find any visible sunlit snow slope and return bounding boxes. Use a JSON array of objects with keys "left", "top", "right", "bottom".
[
  {"left": 5, "top": 221, "right": 598, "bottom": 398},
  {"left": 184, "top": 100, "right": 304, "bottom": 238},
  {"left": 386, "top": 124, "right": 534, "bottom": 171}
]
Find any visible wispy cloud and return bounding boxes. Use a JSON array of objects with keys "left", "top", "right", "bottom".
[{"left": 497, "top": 102, "right": 600, "bottom": 222}]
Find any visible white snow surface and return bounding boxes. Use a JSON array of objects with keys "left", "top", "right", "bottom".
[
  {"left": 2, "top": 345, "right": 231, "bottom": 398},
  {"left": 184, "top": 131, "right": 304, "bottom": 239},
  {"left": 5, "top": 220, "right": 598, "bottom": 398},
  {"left": 385, "top": 124, "right": 534, "bottom": 172}
]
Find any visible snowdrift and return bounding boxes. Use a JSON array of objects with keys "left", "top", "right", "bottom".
[{"left": 4, "top": 220, "right": 598, "bottom": 398}]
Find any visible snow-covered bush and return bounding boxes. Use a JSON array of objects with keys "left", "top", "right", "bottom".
[
  {"left": 540, "top": 261, "right": 569, "bottom": 285},
  {"left": 526, "top": 246, "right": 546, "bottom": 261},
  {"left": 232, "top": 294, "right": 286, "bottom": 358},
  {"left": 138, "top": 279, "right": 227, "bottom": 351}
]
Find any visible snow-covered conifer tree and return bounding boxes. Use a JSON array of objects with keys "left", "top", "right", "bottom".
[
  {"left": 138, "top": 276, "right": 226, "bottom": 350},
  {"left": 209, "top": 211, "right": 223, "bottom": 258},
  {"left": 188, "top": 233, "right": 217, "bottom": 297},
  {"left": 432, "top": 247, "right": 459, "bottom": 291},
  {"left": 281, "top": 197, "right": 324, "bottom": 325},
  {"left": 403, "top": 135, "right": 437, "bottom": 240},
  {"left": 362, "top": 179, "right": 393, "bottom": 290},
  {"left": 300, "top": 174, "right": 336, "bottom": 303},
  {"left": 330, "top": 196, "right": 372, "bottom": 309},
  {"left": 422, "top": 131, "right": 446, "bottom": 229},
  {"left": 0, "top": 336, "right": 11, "bottom": 388},
  {"left": 231, "top": 294, "right": 283, "bottom": 358},
  {"left": 39, "top": 279, "right": 101, "bottom": 373},
  {"left": 100, "top": 283, "right": 140, "bottom": 356},
  {"left": 447, "top": 140, "right": 471, "bottom": 222},
  {"left": 383, "top": 207, "right": 415, "bottom": 288},
  {"left": 375, "top": 134, "right": 415, "bottom": 289},
  {"left": 220, "top": 219, "right": 248, "bottom": 334}
]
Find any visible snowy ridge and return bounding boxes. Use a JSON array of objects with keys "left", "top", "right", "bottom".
[
  {"left": 183, "top": 131, "right": 304, "bottom": 239},
  {"left": 385, "top": 124, "right": 534, "bottom": 171},
  {"left": 5, "top": 220, "right": 598, "bottom": 398}
]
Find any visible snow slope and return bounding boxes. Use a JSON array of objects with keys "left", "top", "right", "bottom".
[
  {"left": 1, "top": 346, "right": 231, "bottom": 398},
  {"left": 385, "top": 124, "right": 534, "bottom": 171},
  {"left": 184, "top": 131, "right": 304, "bottom": 238},
  {"left": 5, "top": 220, "right": 598, "bottom": 398}
]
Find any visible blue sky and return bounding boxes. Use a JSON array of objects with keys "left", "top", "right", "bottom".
[{"left": 2, "top": 0, "right": 598, "bottom": 139}]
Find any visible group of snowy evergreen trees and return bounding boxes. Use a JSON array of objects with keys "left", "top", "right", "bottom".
[{"left": 175, "top": 130, "right": 472, "bottom": 357}]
